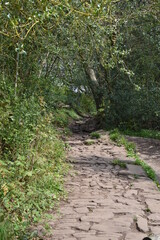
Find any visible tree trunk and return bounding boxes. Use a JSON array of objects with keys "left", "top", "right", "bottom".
[{"left": 85, "top": 67, "right": 103, "bottom": 111}]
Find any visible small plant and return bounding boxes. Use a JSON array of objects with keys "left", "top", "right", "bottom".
[
  {"left": 0, "top": 221, "right": 14, "bottom": 240},
  {"left": 90, "top": 132, "right": 101, "bottom": 139},
  {"left": 112, "top": 159, "right": 127, "bottom": 168},
  {"left": 109, "top": 129, "right": 134, "bottom": 152},
  {"left": 146, "top": 208, "right": 151, "bottom": 213},
  {"left": 109, "top": 129, "right": 121, "bottom": 142},
  {"left": 134, "top": 174, "right": 138, "bottom": 179},
  {"left": 44, "top": 223, "right": 51, "bottom": 231},
  {"left": 125, "top": 142, "right": 136, "bottom": 153},
  {"left": 84, "top": 139, "right": 95, "bottom": 145},
  {"left": 133, "top": 216, "right": 137, "bottom": 222}
]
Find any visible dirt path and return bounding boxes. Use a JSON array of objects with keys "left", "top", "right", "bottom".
[
  {"left": 126, "top": 136, "right": 160, "bottom": 182},
  {"left": 36, "top": 131, "right": 160, "bottom": 240}
]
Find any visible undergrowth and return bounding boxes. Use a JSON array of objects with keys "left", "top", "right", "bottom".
[
  {"left": 0, "top": 81, "right": 72, "bottom": 239},
  {"left": 109, "top": 129, "right": 159, "bottom": 188},
  {"left": 54, "top": 109, "right": 81, "bottom": 128},
  {"left": 0, "top": 114, "right": 69, "bottom": 239}
]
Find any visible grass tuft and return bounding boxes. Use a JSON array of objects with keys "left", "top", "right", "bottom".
[
  {"left": 84, "top": 139, "right": 95, "bottom": 145},
  {"left": 90, "top": 132, "right": 101, "bottom": 139},
  {"left": 112, "top": 159, "right": 127, "bottom": 168}
]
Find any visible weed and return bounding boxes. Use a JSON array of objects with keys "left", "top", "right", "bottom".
[
  {"left": 90, "top": 132, "right": 101, "bottom": 139},
  {"left": 109, "top": 129, "right": 121, "bottom": 143},
  {"left": 112, "top": 159, "right": 127, "bottom": 168},
  {"left": 134, "top": 157, "right": 158, "bottom": 183},
  {"left": 133, "top": 216, "right": 137, "bottom": 222},
  {"left": 134, "top": 174, "right": 138, "bottom": 179},
  {"left": 146, "top": 208, "right": 151, "bottom": 213},
  {"left": 44, "top": 223, "right": 51, "bottom": 231},
  {"left": 84, "top": 139, "right": 95, "bottom": 145}
]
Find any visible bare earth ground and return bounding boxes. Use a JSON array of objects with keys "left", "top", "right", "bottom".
[
  {"left": 126, "top": 136, "right": 160, "bottom": 182},
  {"left": 35, "top": 130, "right": 160, "bottom": 240}
]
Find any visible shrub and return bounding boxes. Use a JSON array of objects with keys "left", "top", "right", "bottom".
[{"left": 0, "top": 80, "right": 69, "bottom": 239}]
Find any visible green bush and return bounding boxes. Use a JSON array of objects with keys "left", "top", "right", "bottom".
[{"left": 0, "top": 80, "right": 69, "bottom": 239}]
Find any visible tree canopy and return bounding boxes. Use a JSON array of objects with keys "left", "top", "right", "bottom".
[{"left": 0, "top": 0, "right": 160, "bottom": 238}]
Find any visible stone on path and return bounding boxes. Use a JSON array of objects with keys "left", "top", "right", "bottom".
[
  {"left": 137, "top": 216, "right": 149, "bottom": 233},
  {"left": 150, "top": 226, "right": 160, "bottom": 235},
  {"left": 125, "top": 232, "right": 146, "bottom": 240},
  {"left": 74, "top": 207, "right": 89, "bottom": 214},
  {"left": 80, "top": 209, "right": 114, "bottom": 223},
  {"left": 34, "top": 131, "right": 160, "bottom": 239},
  {"left": 119, "top": 164, "right": 146, "bottom": 177},
  {"left": 148, "top": 213, "right": 160, "bottom": 225},
  {"left": 146, "top": 199, "right": 160, "bottom": 213}
]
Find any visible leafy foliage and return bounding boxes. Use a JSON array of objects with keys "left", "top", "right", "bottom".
[
  {"left": 0, "top": 0, "right": 160, "bottom": 238},
  {"left": 104, "top": 0, "right": 160, "bottom": 129},
  {"left": 0, "top": 79, "right": 70, "bottom": 239}
]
